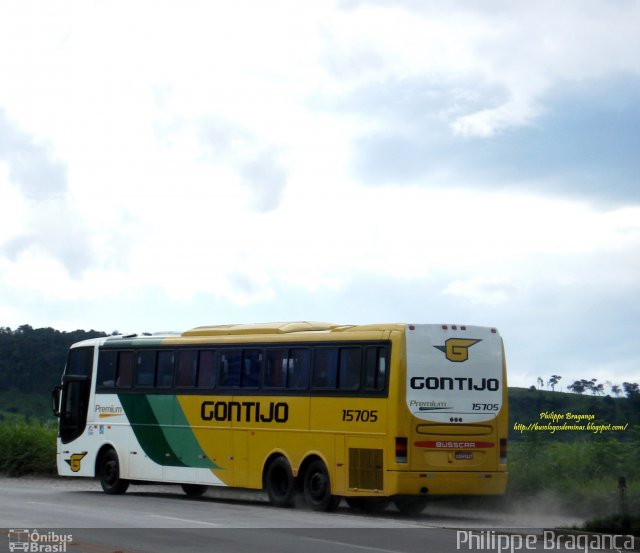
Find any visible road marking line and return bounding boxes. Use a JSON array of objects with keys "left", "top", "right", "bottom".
[
  {"left": 27, "top": 501, "right": 60, "bottom": 507},
  {"left": 301, "top": 537, "right": 406, "bottom": 553},
  {"left": 148, "top": 514, "right": 223, "bottom": 527}
]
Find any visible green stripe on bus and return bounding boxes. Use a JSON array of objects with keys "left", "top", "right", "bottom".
[
  {"left": 147, "top": 395, "right": 220, "bottom": 469},
  {"left": 118, "top": 394, "right": 219, "bottom": 469},
  {"left": 103, "top": 338, "right": 166, "bottom": 349},
  {"left": 118, "top": 394, "right": 187, "bottom": 467}
]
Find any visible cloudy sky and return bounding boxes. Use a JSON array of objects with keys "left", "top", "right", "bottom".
[{"left": 1, "top": 1, "right": 639, "bottom": 390}]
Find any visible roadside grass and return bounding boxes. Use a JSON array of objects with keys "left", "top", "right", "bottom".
[
  {"left": 507, "top": 435, "right": 640, "bottom": 534},
  {"left": 584, "top": 513, "right": 640, "bottom": 536},
  {"left": 0, "top": 389, "right": 52, "bottom": 422},
  {"left": 0, "top": 418, "right": 57, "bottom": 475}
]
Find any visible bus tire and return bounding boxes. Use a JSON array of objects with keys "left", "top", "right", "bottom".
[
  {"left": 265, "top": 456, "right": 295, "bottom": 508},
  {"left": 394, "top": 496, "right": 427, "bottom": 516},
  {"left": 181, "top": 484, "right": 208, "bottom": 497},
  {"left": 99, "top": 448, "right": 129, "bottom": 495},
  {"left": 302, "top": 459, "right": 339, "bottom": 511},
  {"left": 346, "top": 497, "right": 390, "bottom": 514}
]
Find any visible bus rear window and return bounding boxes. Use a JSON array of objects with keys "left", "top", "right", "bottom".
[{"left": 364, "top": 346, "right": 387, "bottom": 391}]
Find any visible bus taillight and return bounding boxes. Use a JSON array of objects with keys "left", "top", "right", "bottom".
[
  {"left": 500, "top": 438, "right": 507, "bottom": 464},
  {"left": 395, "top": 437, "right": 408, "bottom": 463}
]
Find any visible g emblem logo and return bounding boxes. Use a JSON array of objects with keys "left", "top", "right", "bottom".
[
  {"left": 65, "top": 452, "right": 87, "bottom": 472},
  {"left": 434, "top": 338, "right": 481, "bottom": 362}
]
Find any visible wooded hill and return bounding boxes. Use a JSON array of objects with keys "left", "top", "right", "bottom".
[
  {"left": 509, "top": 386, "right": 639, "bottom": 442},
  {"left": 0, "top": 325, "right": 105, "bottom": 419}
]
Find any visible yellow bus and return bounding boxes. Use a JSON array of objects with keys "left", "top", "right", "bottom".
[{"left": 52, "top": 322, "right": 508, "bottom": 513}]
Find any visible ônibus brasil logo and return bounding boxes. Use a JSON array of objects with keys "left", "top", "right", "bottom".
[
  {"left": 434, "top": 338, "right": 481, "bottom": 362},
  {"left": 7, "top": 529, "right": 72, "bottom": 552}
]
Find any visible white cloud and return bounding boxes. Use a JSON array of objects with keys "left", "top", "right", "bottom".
[
  {"left": 0, "top": 1, "right": 639, "bottom": 388},
  {"left": 326, "top": 1, "right": 640, "bottom": 137}
]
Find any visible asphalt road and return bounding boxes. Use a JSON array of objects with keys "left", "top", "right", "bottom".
[{"left": 0, "top": 477, "right": 597, "bottom": 553}]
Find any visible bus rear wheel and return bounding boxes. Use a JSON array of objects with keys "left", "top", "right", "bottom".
[
  {"left": 302, "top": 459, "right": 339, "bottom": 511},
  {"left": 99, "top": 449, "right": 129, "bottom": 495},
  {"left": 181, "top": 484, "right": 208, "bottom": 497},
  {"left": 265, "top": 456, "right": 295, "bottom": 507},
  {"left": 346, "top": 497, "right": 390, "bottom": 514},
  {"left": 394, "top": 496, "right": 427, "bottom": 516}
]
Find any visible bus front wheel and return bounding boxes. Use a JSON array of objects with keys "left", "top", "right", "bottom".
[
  {"left": 265, "top": 456, "right": 295, "bottom": 507},
  {"left": 99, "top": 449, "right": 129, "bottom": 495},
  {"left": 181, "top": 484, "right": 208, "bottom": 497},
  {"left": 302, "top": 459, "right": 339, "bottom": 511}
]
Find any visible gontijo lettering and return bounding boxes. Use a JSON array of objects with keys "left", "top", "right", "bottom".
[
  {"left": 200, "top": 400, "right": 289, "bottom": 423},
  {"left": 410, "top": 376, "right": 499, "bottom": 391}
]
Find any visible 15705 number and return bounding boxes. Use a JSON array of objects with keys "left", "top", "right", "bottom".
[
  {"left": 472, "top": 403, "right": 499, "bottom": 411},
  {"left": 342, "top": 409, "right": 378, "bottom": 422}
]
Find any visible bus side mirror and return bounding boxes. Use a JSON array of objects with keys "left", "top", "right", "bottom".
[{"left": 51, "top": 385, "right": 62, "bottom": 417}]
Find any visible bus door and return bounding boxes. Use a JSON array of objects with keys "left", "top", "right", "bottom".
[{"left": 54, "top": 347, "right": 95, "bottom": 444}]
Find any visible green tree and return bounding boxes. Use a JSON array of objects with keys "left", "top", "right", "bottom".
[
  {"left": 548, "top": 375, "right": 562, "bottom": 391},
  {"left": 0, "top": 325, "right": 106, "bottom": 394},
  {"left": 568, "top": 380, "right": 586, "bottom": 394}
]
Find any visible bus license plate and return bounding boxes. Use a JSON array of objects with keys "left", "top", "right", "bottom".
[{"left": 455, "top": 451, "right": 473, "bottom": 460}]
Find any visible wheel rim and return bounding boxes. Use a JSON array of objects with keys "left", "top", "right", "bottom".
[
  {"left": 103, "top": 459, "right": 118, "bottom": 486},
  {"left": 268, "top": 466, "right": 287, "bottom": 497},
  {"left": 273, "top": 467, "right": 288, "bottom": 496},
  {"left": 307, "top": 469, "right": 328, "bottom": 504}
]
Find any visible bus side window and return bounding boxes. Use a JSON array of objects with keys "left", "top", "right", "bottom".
[
  {"left": 338, "top": 347, "right": 361, "bottom": 390},
  {"left": 313, "top": 347, "right": 338, "bottom": 389},
  {"left": 265, "top": 349, "right": 287, "bottom": 388},
  {"left": 176, "top": 350, "right": 197, "bottom": 388},
  {"left": 220, "top": 350, "right": 241, "bottom": 387},
  {"left": 197, "top": 350, "right": 217, "bottom": 388},
  {"left": 289, "top": 348, "right": 310, "bottom": 389},
  {"left": 135, "top": 350, "right": 156, "bottom": 387},
  {"left": 97, "top": 351, "right": 117, "bottom": 387},
  {"left": 157, "top": 351, "right": 175, "bottom": 388},
  {"left": 116, "top": 351, "right": 134, "bottom": 388},
  {"left": 364, "top": 346, "right": 387, "bottom": 391},
  {"left": 241, "top": 349, "right": 262, "bottom": 388}
]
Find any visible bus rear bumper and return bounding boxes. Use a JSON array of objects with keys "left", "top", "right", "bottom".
[{"left": 388, "top": 470, "right": 508, "bottom": 497}]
